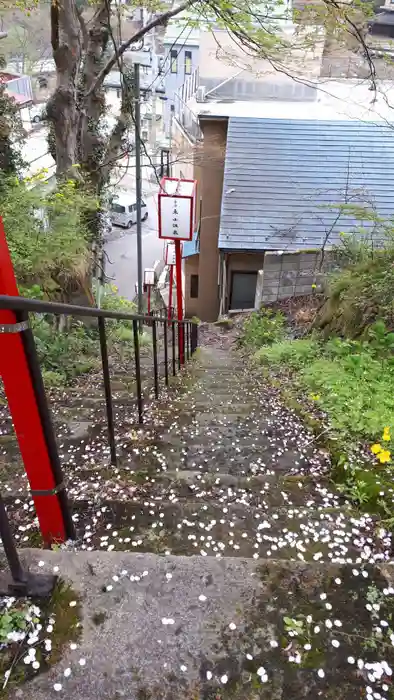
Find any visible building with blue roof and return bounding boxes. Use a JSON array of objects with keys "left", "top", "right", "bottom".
[{"left": 180, "top": 100, "right": 394, "bottom": 320}]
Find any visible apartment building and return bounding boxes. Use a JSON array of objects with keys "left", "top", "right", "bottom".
[{"left": 160, "top": 23, "right": 200, "bottom": 135}]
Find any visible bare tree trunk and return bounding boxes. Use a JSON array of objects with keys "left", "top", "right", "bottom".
[
  {"left": 47, "top": 0, "right": 82, "bottom": 180},
  {"left": 79, "top": 4, "right": 109, "bottom": 186},
  {"left": 99, "top": 79, "right": 133, "bottom": 188}
]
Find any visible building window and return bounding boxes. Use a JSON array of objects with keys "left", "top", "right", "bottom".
[
  {"left": 170, "top": 49, "right": 178, "bottom": 73},
  {"left": 190, "top": 274, "right": 199, "bottom": 299},
  {"left": 185, "top": 50, "right": 192, "bottom": 75}
]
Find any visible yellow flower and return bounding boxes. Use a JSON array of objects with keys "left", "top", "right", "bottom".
[
  {"left": 311, "top": 283, "right": 317, "bottom": 289},
  {"left": 310, "top": 393, "right": 320, "bottom": 401},
  {"left": 371, "top": 443, "right": 382, "bottom": 455},
  {"left": 382, "top": 427, "right": 391, "bottom": 442},
  {"left": 377, "top": 450, "right": 391, "bottom": 464}
]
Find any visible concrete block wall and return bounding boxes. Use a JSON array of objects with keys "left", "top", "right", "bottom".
[{"left": 262, "top": 250, "right": 330, "bottom": 303}]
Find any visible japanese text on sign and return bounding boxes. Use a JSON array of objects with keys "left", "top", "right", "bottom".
[{"left": 158, "top": 194, "right": 194, "bottom": 241}]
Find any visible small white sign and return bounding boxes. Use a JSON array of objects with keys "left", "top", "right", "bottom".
[
  {"left": 159, "top": 196, "right": 193, "bottom": 241},
  {"left": 165, "top": 243, "right": 176, "bottom": 266},
  {"left": 144, "top": 268, "right": 155, "bottom": 286}
]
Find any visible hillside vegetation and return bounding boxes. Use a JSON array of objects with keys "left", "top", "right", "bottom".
[{"left": 240, "top": 235, "right": 394, "bottom": 519}]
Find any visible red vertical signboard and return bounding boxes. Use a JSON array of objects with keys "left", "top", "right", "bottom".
[
  {"left": 174, "top": 240, "right": 184, "bottom": 363},
  {"left": 158, "top": 179, "right": 197, "bottom": 364},
  {"left": 165, "top": 244, "right": 176, "bottom": 321},
  {"left": 0, "top": 218, "right": 70, "bottom": 544}
]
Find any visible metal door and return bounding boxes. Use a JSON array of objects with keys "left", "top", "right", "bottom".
[{"left": 230, "top": 271, "right": 257, "bottom": 310}]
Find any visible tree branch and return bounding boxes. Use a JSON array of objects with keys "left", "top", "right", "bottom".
[
  {"left": 76, "top": 5, "right": 88, "bottom": 52},
  {"left": 50, "top": 0, "right": 59, "bottom": 53},
  {"left": 85, "top": 0, "right": 194, "bottom": 98}
]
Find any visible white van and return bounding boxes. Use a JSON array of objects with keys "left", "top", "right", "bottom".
[{"left": 110, "top": 193, "right": 148, "bottom": 228}]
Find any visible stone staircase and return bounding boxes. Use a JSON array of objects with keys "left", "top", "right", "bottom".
[{"left": 3, "top": 327, "right": 394, "bottom": 699}]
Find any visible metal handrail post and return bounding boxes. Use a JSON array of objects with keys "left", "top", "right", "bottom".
[
  {"left": 163, "top": 320, "right": 169, "bottom": 387},
  {"left": 152, "top": 320, "right": 159, "bottom": 399},
  {"left": 0, "top": 493, "right": 56, "bottom": 597},
  {"left": 133, "top": 319, "right": 143, "bottom": 424},
  {"left": 98, "top": 317, "right": 117, "bottom": 466}
]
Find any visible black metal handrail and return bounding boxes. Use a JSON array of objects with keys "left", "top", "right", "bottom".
[
  {"left": 0, "top": 293, "right": 198, "bottom": 596},
  {"left": 0, "top": 295, "right": 179, "bottom": 323}
]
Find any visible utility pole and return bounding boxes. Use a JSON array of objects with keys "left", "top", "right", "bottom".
[
  {"left": 134, "top": 61, "right": 143, "bottom": 319},
  {"left": 168, "top": 107, "right": 173, "bottom": 176},
  {"left": 149, "top": 95, "right": 157, "bottom": 168}
]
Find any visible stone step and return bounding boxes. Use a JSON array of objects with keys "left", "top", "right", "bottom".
[
  {"left": 64, "top": 463, "right": 343, "bottom": 512},
  {"left": 176, "top": 400, "right": 256, "bottom": 415},
  {"left": 17, "top": 550, "right": 394, "bottom": 700},
  {"left": 154, "top": 442, "right": 316, "bottom": 477},
  {"left": 67, "top": 499, "right": 376, "bottom": 563}
]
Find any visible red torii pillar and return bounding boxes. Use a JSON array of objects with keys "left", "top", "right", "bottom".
[{"left": 0, "top": 217, "right": 74, "bottom": 545}]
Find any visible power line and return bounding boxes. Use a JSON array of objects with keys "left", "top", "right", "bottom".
[
  {"left": 102, "top": 4, "right": 204, "bottom": 192},
  {"left": 143, "top": 19, "right": 197, "bottom": 94}
]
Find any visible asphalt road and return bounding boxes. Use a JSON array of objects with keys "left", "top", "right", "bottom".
[{"left": 104, "top": 193, "right": 164, "bottom": 301}]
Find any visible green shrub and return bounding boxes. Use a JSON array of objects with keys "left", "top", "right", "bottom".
[
  {"left": 260, "top": 332, "right": 394, "bottom": 442},
  {"left": 139, "top": 331, "right": 152, "bottom": 348},
  {"left": 302, "top": 349, "right": 394, "bottom": 440},
  {"left": 3, "top": 177, "right": 93, "bottom": 294},
  {"left": 317, "top": 246, "right": 394, "bottom": 337},
  {"left": 30, "top": 286, "right": 153, "bottom": 386},
  {"left": 42, "top": 370, "right": 65, "bottom": 388},
  {"left": 254, "top": 338, "right": 319, "bottom": 368},
  {"left": 241, "top": 309, "right": 286, "bottom": 348},
  {"left": 33, "top": 317, "right": 98, "bottom": 383},
  {"left": 99, "top": 284, "right": 136, "bottom": 315},
  {"left": 111, "top": 326, "right": 133, "bottom": 343}
]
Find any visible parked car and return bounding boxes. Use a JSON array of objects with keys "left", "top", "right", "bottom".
[
  {"left": 29, "top": 103, "right": 47, "bottom": 124},
  {"left": 110, "top": 193, "right": 148, "bottom": 228}
]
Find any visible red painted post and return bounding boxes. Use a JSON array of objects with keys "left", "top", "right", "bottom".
[
  {"left": 168, "top": 265, "right": 173, "bottom": 321},
  {"left": 175, "top": 240, "right": 184, "bottom": 365},
  {"left": 0, "top": 218, "right": 68, "bottom": 545}
]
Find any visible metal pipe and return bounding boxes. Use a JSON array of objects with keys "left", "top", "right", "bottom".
[
  {"left": 133, "top": 319, "right": 143, "bottom": 424},
  {"left": 152, "top": 320, "right": 159, "bottom": 399},
  {"left": 98, "top": 317, "right": 117, "bottom": 466}
]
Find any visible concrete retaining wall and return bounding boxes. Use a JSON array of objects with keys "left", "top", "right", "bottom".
[{"left": 261, "top": 250, "right": 331, "bottom": 303}]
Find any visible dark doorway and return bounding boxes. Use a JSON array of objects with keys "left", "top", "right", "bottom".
[{"left": 230, "top": 271, "right": 257, "bottom": 310}]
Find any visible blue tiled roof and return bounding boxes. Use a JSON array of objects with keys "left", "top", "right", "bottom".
[{"left": 219, "top": 117, "right": 394, "bottom": 251}]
